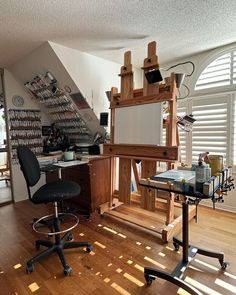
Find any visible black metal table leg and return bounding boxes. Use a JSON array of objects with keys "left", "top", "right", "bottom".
[
  {"left": 144, "top": 267, "right": 203, "bottom": 295},
  {"left": 144, "top": 200, "right": 228, "bottom": 294}
]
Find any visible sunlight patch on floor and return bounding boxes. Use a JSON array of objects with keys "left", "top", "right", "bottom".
[
  {"left": 144, "top": 256, "right": 166, "bottom": 269},
  {"left": 13, "top": 264, "right": 22, "bottom": 269},
  {"left": 117, "top": 233, "right": 126, "bottom": 238},
  {"left": 165, "top": 246, "right": 174, "bottom": 251},
  {"left": 215, "top": 278, "right": 236, "bottom": 293},
  {"left": 188, "top": 265, "right": 204, "bottom": 272},
  {"left": 111, "top": 282, "right": 131, "bottom": 295},
  {"left": 185, "top": 276, "right": 222, "bottom": 295},
  {"left": 103, "top": 226, "right": 117, "bottom": 234},
  {"left": 99, "top": 225, "right": 126, "bottom": 238},
  {"left": 194, "top": 258, "right": 219, "bottom": 271},
  {"left": 177, "top": 288, "right": 192, "bottom": 295},
  {"left": 123, "top": 272, "right": 144, "bottom": 287},
  {"left": 94, "top": 241, "right": 106, "bottom": 249},
  {"left": 158, "top": 252, "right": 165, "bottom": 257},
  {"left": 134, "top": 264, "right": 144, "bottom": 272},
  {"left": 28, "top": 282, "right": 40, "bottom": 292},
  {"left": 104, "top": 277, "right": 110, "bottom": 283},
  {"left": 224, "top": 271, "right": 236, "bottom": 280}
]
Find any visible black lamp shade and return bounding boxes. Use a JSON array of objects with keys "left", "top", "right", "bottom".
[
  {"left": 145, "top": 69, "right": 163, "bottom": 84},
  {"left": 175, "top": 73, "right": 185, "bottom": 88},
  {"left": 105, "top": 91, "right": 111, "bottom": 101}
]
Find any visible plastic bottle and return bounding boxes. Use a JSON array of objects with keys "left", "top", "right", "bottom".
[
  {"left": 195, "top": 161, "right": 206, "bottom": 192},
  {"left": 205, "top": 164, "right": 211, "bottom": 181}
]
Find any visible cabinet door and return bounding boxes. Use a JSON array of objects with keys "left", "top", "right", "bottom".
[
  {"left": 62, "top": 165, "right": 92, "bottom": 212},
  {"left": 89, "top": 158, "right": 110, "bottom": 212}
]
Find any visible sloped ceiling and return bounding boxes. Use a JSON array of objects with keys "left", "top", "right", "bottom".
[{"left": 1, "top": 0, "right": 236, "bottom": 68}]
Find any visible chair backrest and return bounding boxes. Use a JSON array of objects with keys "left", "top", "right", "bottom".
[{"left": 17, "top": 146, "right": 41, "bottom": 188}]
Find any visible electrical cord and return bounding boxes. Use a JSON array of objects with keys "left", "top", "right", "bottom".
[
  {"left": 178, "top": 83, "right": 190, "bottom": 100},
  {"left": 164, "top": 61, "right": 195, "bottom": 77}
]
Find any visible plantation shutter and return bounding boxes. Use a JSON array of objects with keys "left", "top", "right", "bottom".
[
  {"left": 191, "top": 96, "right": 229, "bottom": 163},
  {"left": 232, "top": 95, "right": 236, "bottom": 166},
  {"left": 195, "top": 53, "right": 231, "bottom": 90},
  {"left": 233, "top": 51, "right": 236, "bottom": 85}
]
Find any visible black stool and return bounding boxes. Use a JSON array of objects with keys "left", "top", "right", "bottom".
[{"left": 17, "top": 146, "right": 93, "bottom": 275}]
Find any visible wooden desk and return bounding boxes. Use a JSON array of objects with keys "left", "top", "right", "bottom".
[{"left": 45, "top": 156, "right": 110, "bottom": 213}]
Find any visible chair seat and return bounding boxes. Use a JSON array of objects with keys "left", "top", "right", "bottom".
[{"left": 32, "top": 179, "right": 81, "bottom": 204}]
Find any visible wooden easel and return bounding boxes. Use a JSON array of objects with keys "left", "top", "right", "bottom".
[{"left": 100, "top": 41, "right": 196, "bottom": 242}]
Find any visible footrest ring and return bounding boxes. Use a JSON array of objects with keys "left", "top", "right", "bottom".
[{"left": 32, "top": 213, "right": 79, "bottom": 236}]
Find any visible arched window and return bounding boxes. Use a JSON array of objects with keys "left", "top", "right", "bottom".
[
  {"left": 195, "top": 51, "right": 236, "bottom": 90},
  {"left": 177, "top": 50, "right": 236, "bottom": 168}
]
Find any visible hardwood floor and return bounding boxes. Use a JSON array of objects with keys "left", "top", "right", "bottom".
[{"left": 0, "top": 201, "right": 235, "bottom": 294}]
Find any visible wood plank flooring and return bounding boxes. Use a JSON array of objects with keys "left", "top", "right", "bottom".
[{"left": 0, "top": 200, "right": 236, "bottom": 295}]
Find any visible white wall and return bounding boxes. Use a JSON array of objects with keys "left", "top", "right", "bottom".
[
  {"left": 49, "top": 42, "right": 143, "bottom": 120},
  {"left": 4, "top": 69, "right": 49, "bottom": 202},
  {"left": 7, "top": 41, "right": 142, "bottom": 202}
]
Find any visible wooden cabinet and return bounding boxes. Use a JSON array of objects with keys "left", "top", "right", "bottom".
[{"left": 46, "top": 157, "right": 110, "bottom": 213}]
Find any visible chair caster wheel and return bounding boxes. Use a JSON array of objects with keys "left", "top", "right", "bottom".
[
  {"left": 86, "top": 245, "right": 93, "bottom": 253},
  {"left": 220, "top": 261, "right": 228, "bottom": 270},
  {"left": 145, "top": 274, "right": 155, "bottom": 286},
  {"left": 66, "top": 233, "right": 73, "bottom": 241},
  {"left": 26, "top": 263, "right": 34, "bottom": 274},
  {"left": 64, "top": 265, "right": 72, "bottom": 276},
  {"left": 173, "top": 242, "right": 180, "bottom": 251}
]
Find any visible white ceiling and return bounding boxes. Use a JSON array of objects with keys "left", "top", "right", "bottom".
[{"left": 1, "top": 0, "right": 236, "bottom": 68}]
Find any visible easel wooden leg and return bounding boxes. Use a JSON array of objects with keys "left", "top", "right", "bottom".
[
  {"left": 141, "top": 160, "right": 156, "bottom": 211},
  {"left": 119, "top": 158, "right": 131, "bottom": 204}
]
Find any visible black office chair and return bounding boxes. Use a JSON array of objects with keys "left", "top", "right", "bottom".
[{"left": 17, "top": 146, "right": 93, "bottom": 275}]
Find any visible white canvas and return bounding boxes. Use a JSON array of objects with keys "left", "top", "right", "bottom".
[{"left": 114, "top": 103, "right": 163, "bottom": 145}]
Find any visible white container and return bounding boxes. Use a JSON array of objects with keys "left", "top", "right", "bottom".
[{"left": 64, "top": 151, "right": 74, "bottom": 161}]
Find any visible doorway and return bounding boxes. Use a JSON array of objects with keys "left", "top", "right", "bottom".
[{"left": 0, "top": 68, "right": 13, "bottom": 205}]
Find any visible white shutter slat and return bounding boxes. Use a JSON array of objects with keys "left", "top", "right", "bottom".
[{"left": 192, "top": 96, "right": 228, "bottom": 162}]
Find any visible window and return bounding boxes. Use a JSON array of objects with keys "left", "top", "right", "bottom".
[
  {"left": 180, "top": 49, "right": 236, "bottom": 168},
  {"left": 195, "top": 52, "right": 236, "bottom": 90},
  {"left": 177, "top": 95, "right": 231, "bottom": 166},
  {"left": 191, "top": 95, "right": 229, "bottom": 162}
]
